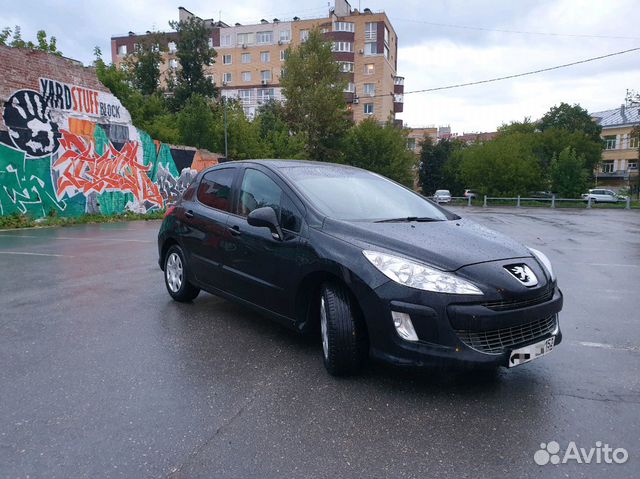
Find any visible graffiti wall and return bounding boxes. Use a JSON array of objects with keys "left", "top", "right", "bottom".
[{"left": 0, "top": 47, "right": 220, "bottom": 218}]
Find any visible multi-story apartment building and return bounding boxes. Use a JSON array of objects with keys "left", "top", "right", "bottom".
[
  {"left": 110, "top": 0, "right": 403, "bottom": 123},
  {"left": 592, "top": 103, "right": 639, "bottom": 190}
]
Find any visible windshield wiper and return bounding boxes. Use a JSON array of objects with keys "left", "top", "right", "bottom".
[{"left": 374, "top": 216, "right": 442, "bottom": 223}]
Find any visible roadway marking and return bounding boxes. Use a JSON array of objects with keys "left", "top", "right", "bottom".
[
  {"left": 574, "top": 341, "right": 640, "bottom": 352},
  {"left": 0, "top": 234, "right": 153, "bottom": 243},
  {"left": 0, "top": 251, "right": 74, "bottom": 258}
]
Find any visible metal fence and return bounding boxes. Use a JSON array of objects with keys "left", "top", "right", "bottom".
[{"left": 436, "top": 195, "right": 639, "bottom": 209}]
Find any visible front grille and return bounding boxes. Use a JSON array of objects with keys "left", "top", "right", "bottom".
[
  {"left": 481, "top": 287, "right": 554, "bottom": 311},
  {"left": 455, "top": 315, "right": 557, "bottom": 354}
]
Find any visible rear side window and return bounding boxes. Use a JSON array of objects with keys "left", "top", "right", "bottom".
[{"left": 197, "top": 169, "right": 235, "bottom": 212}]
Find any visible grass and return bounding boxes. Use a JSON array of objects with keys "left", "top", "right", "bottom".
[{"left": 0, "top": 210, "right": 166, "bottom": 230}]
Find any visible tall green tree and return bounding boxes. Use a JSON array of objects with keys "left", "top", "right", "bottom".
[
  {"left": 0, "top": 26, "right": 62, "bottom": 55},
  {"left": 177, "top": 94, "right": 216, "bottom": 151},
  {"left": 124, "top": 32, "right": 165, "bottom": 96},
  {"left": 211, "top": 100, "right": 269, "bottom": 160},
  {"left": 168, "top": 17, "right": 217, "bottom": 108},
  {"left": 460, "top": 133, "right": 543, "bottom": 196},
  {"left": 342, "top": 118, "right": 415, "bottom": 185},
  {"left": 280, "top": 28, "right": 350, "bottom": 162},
  {"left": 549, "top": 147, "right": 589, "bottom": 198},
  {"left": 539, "top": 102, "right": 602, "bottom": 143},
  {"left": 255, "top": 100, "right": 306, "bottom": 159},
  {"left": 418, "top": 137, "right": 463, "bottom": 195}
]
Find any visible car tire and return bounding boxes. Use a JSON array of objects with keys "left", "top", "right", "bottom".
[
  {"left": 164, "top": 245, "right": 200, "bottom": 302},
  {"left": 319, "top": 282, "right": 367, "bottom": 376}
]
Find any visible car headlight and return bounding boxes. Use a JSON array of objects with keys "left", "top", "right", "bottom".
[
  {"left": 362, "top": 250, "right": 483, "bottom": 295},
  {"left": 528, "top": 247, "right": 556, "bottom": 282}
]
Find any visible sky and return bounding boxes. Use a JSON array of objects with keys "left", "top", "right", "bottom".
[{"left": 2, "top": 0, "right": 639, "bottom": 133}]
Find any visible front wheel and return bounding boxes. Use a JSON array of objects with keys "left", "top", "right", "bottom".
[
  {"left": 164, "top": 245, "right": 200, "bottom": 302},
  {"left": 319, "top": 282, "right": 367, "bottom": 376}
]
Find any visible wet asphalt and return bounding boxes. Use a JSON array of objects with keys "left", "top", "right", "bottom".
[{"left": 0, "top": 207, "right": 639, "bottom": 479}]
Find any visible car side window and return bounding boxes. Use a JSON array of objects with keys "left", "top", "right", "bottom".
[
  {"left": 197, "top": 168, "right": 235, "bottom": 212},
  {"left": 239, "top": 169, "right": 303, "bottom": 233}
]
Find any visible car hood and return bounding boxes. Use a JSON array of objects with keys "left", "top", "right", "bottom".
[{"left": 322, "top": 217, "right": 532, "bottom": 271}]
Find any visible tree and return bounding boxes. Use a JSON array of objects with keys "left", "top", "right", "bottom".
[
  {"left": 0, "top": 26, "right": 62, "bottom": 56},
  {"left": 211, "top": 99, "right": 269, "bottom": 160},
  {"left": 123, "top": 32, "right": 165, "bottom": 96},
  {"left": 177, "top": 94, "right": 216, "bottom": 151},
  {"left": 539, "top": 102, "right": 602, "bottom": 143},
  {"left": 549, "top": 147, "right": 589, "bottom": 198},
  {"left": 168, "top": 17, "right": 217, "bottom": 108},
  {"left": 497, "top": 117, "right": 537, "bottom": 136},
  {"left": 255, "top": 100, "right": 306, "bottom": 159},
  {"left": 631, "top": 125, "right": 640, "bottom": 199},
  {"left": 460, "top": 134, "right": 543, "bottom": 196},
  {"left": 280, "top": 28, "right": 350, "bottom": 162},
  {"left": 342, "top": 118, "right": 415, "bottom": 185},
  {"left": 418, "top": 137, "right": 463, "bottom": 195}
]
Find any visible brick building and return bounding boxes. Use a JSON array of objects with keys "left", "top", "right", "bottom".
[{"left": 110, "top": 0, "right": 404, "bottom": 123}]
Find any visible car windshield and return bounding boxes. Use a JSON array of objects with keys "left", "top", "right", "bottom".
[
  {"left": 281, "top": 165, "right": 454, "bottom": 222},
  {"left": 435, "top": 190, "right": 450, "bottom": 195}
]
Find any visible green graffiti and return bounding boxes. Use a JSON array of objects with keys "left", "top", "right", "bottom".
[{"left": 0, "top": 143, "right": 84, "bottom": 217}]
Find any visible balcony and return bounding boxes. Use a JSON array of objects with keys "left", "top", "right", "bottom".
[{"left": 597, "top": 169, "right": 631, "bottom": 179}]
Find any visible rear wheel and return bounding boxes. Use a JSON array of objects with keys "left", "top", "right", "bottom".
[
  {"left": 164, "top": 245, "right": 200, "bottom": 302},
  {"left": 319, "top": 282, "right": 367, "bottom": 376}
]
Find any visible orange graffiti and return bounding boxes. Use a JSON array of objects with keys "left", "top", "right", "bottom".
[{"left": 52, "top": 130, "right": 164, "bottom": 207}]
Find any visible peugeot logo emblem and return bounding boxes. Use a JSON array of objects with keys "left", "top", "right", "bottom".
[{"left": 504, "top": 264, "right": 538, "bottom": 287}]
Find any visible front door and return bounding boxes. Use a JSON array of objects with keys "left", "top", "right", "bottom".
[{"left": 223, "top": 167, "right": 305, "bottom": 318}]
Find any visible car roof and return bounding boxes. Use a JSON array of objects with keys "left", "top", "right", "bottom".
[{"left": 210, "top": 159, "right": 377, "bottom": 177}]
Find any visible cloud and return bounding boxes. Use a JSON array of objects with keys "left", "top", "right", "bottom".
[{"left": 3, "top": 0, "right": 638, "bottom": 132}]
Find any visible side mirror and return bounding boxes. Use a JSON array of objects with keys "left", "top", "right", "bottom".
[{"left": 247, "top": 206, "right": 284, "bottom": 240}]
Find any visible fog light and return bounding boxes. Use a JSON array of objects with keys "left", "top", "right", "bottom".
[{"left": 391, "top": 311, "right": 419, "bottom": 342}]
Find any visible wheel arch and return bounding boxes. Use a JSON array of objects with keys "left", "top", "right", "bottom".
[{"left": 160, "top": 237, "right": 180, "bottom": 271}]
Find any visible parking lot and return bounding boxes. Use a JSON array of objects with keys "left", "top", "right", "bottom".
[{"left": 1, "top": 207, "right": 639, "bottom": 478}]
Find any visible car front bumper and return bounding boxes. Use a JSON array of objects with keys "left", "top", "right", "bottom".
[{"left": 357, "top": 280, "right": 563, "bottom": 369}]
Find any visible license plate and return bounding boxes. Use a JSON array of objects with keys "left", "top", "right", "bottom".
[{"left": 508, "top": 336, "right": 555, "bottom": 367}]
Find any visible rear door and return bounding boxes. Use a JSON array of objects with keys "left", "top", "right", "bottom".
[
  {"left": 223, "top": 166, "right": 305, "bottom": 318},
  {"left": 182, "top": 167, "right": 238, "bottom": 290}
]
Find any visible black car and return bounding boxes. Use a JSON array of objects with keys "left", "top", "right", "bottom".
[{"left": 158, "top": 160, "right": 563, "bottom": 376}]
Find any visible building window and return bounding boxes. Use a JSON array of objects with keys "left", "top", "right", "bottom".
[
  {"left": 260, "top": 51, "right": 270, "bottom": 62},
  {"left": 364, "top": 42, "right": 377, "bottom": 55},
  {"left": 280, "top": 50, "right": 286, "bottom": 61},
  {"left": 338, "top": 62, "right": 354, "bottom": 73},
  {"left": 241, "top": 53, "right": 251, "bottom": 64},
  {"left": 628, "top": 161, "right": 638, "bottom": 170},
  {"left": 365, "top": 22, "right": 377, "bottom": 40},
  {"left": 384, "top": 45, "right": 390, "bottom": 60},
  {"left": 242, "top": 71, "right": 252, "bottom": 82},
  {"left": 333, "top": 21, "right": 355, "bottom": 33},
  {"left": 332, "top": 41, "right": 353, "bottom": 53},
  {"left": 384, "top": 26, "right": 390, "bottom": 45},
  {"left": 261, "top": 70, "right": 272, "bottom": 82},
  {"left": 629, "top": 135, "right": 639, "bottom": 149},
  {"left": 300, "top": 30, "right": 309, "bottom": 42},
  {"left": 279, "top": 30, "right": 291, "bottom": 42},
  {"left": 407, "top": 138, "right": 416, "bottom": 150},
  {"left": 344, "top": 82, "right": 356, "bottom": 93},
  {"left": 207, "top": 74, "right": 215, "bottom": 84},
  {"left": 257, "top": 31, "right": 273, "bottom": 44},
  {"left": 223, "top": 72, "right": 232, "bottom": 84},
  {"left": 133, "top": 43, "right": 141, "bottom": 53},
  {"left": 239, "top": 89, "right": 252, "bottom": 104},
  {"left": 258, "top": 88, "right": 274, "bottom": 102},
  {"left": 601, "top": 160, "right": 614, "bottom": 173},
  {"left": 364, "top": 83, "right": 375, "bottom": 96},
  {"left": 364, "top": 63, "right": 374, "bottom": 75},
  {"left": 237, "top": 32, "right": 254, "bottom": 46},
  {"left": 207, "top": 38, "right": 213, "bottom": 48},
  {"left": 221, "top": 34, "right": 231, "bottom": 47},
  {"left": 117, "top": 44, "right": 127, "bottom": 55},
  {"left": 223, "top": 54, "right": 232, "bottom": 65},
  {"left": 604, "top": 135, "right": 617, "bottom": 150},
  {"left": 169, "top": 59, "right": 178, "bottom": 69},
  {"left": 168, "top": 41, "right": 177, "bottom": 53},
  {"left": 364, "top": 103, "right": 374, "bottom": 115}
]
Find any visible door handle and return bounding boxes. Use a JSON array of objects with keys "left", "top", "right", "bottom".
[
  {"left": 228, "top": 225, "right": 242, "bottom": 236},
  {"left": 185, "top": 210, "right": 194, "bottom": 219}
]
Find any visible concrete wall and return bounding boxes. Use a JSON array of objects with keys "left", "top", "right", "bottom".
[{"left": 0, "top": 46, "right": 218, "bottom": 218}]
